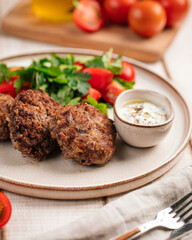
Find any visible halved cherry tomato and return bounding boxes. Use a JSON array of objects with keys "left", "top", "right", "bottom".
[
  {"left": 117, "top": 61, "right": 135, "bottom": 82},
  {"left": 0, "top": 67, "right": 30, "bottom": 97},
  {"left": 0, "top": 192, "right": 12, "bottom": 229},
  {"left": 0, "top": 67, "right": 20, "bottom": 97},
  {"left": 102, "top": 81, "right": 125, "bottom": 105},
  {"left": 73, "top": 0, "right": 105, "bottom": 33},
  {"left": 83, "top": 87, "right": 102, "bottom": 101},
  {"left": 157, "top": 0, "right": 189, "bottom": 27},
  {"left": 0, "top": 81, "right": 16, "bottom": 98},
  {"left": 103, "top": 0, "right": 137, "bottom": 24},
  {"left": 83, "top": 67, "right": 113, "bottom": 91},
  {"left": 128, "top": 1, "right": 167, "bottom": 37},
  {"left": 75, "top": 61, "right": 86, "bottom": 72},
  {"left": 0, "top": 82, "right": 15, "bottom": 93}
]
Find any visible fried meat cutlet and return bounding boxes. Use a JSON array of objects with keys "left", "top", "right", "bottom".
[
  {"left": 50, "top": 102, "right": 116, "bottom": 166},
  {"left": 0, "top": 94, "right": 14, "bottom": 141},
  {"left": 8, "top": 89, "right": 61, "bottom": 160}
]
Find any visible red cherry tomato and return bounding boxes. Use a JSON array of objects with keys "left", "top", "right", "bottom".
[
  {"left": 0, "top": 81, "right": 16, "bottom": 98},
  {"left": 0, "top": 192, "right": 12, "bottom": 229},
  {"left": 102, "top": 81, "right": 125, "bottom": 105},
  {"left": 73, "top": 0, "right": 105, "bottom": 33},
  {"left": 83, "top": 67, "right": 113, "bottom": 91},
  {"left": 157, "top": 0, "right": 189, "bottom": 27},
  {"left": 103, "top": 0, "right": 137, "bottom": 24},
  {"left": 83, "top": 87, "right": 102, "bottom": 101},
  {"left": 128, "top": 1, "right": 167, "bottom": 37},
  {"left": 117, "top": 61, "right": 135, "bottom": 82}
]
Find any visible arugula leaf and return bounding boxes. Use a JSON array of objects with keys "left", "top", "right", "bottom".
[
  {"left": 87, "top": 95, "right": 108, "bottom": 115},
  {"left": 114, "top": 78, "right": 135, "bottom": 90}
]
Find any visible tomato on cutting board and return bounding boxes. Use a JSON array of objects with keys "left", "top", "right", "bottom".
[
  {"left": 0, "top": 192, "right": 12, "bottom": 229},
  {"left": 103, "top": 0, "right": 137, "bottom": 24},
  {"left": 73, "top": 0, "right": 105, "bottom": 32},
  {"left": 83, "top": 67, "right": 113, "bottom": 91},
  {"left": 117, "top": 61, "right": 135, "bottom": 82},
  {"left": 157, "top": 0, "right": 190, "bottom": 27},
  {"left": 102, "top": 81, "right": 125, "bottom": 105},
  {"left": 128, "top": 1, "right": 167, "bottom": 37}
]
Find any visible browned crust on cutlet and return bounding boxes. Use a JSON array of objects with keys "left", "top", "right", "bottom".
[
  {"left": 8, "top": 89, "right": 60, "bottom": 160},
  {"left": 50, "top": 102, "right": 116, "bottom": 166},
  {"left": 0, "top": 94, "right": 14, "bottom": 141}
]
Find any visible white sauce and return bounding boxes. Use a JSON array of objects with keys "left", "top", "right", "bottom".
[{"left": 119, "top": 99, "right": 167, "bottom": 126}]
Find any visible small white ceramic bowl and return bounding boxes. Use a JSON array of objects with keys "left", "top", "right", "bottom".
[{"left": 114, "top": 89, "right": 174, "bottom": 148}]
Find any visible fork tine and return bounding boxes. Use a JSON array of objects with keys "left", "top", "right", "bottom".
[
  {"left": 183, "top": 214, "right": 192, "bottom": 223},
  {"left": 175, "top": 199, "right": 192, "bottom": 215},
  {"left": 179, "top": 206, "right": 192, "bottom": 220},
  {"left": 171, "top": 192, "right": 192, "bottom": 211}
]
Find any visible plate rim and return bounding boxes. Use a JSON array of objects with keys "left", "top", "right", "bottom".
[{"left": 0, "top": 48, "right": 191, "bottom": 193}]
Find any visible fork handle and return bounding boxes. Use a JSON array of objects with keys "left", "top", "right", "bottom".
[{"left": 114, "top": 228, "right": 141, "bottom": 240}]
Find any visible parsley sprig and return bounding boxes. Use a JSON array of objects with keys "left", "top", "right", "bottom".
[
  {"left": 11, "top": 54, "right": 91, "bottom": 106},
  {"left": 0, "top": 50, "right": 135, "bottom": 114}
]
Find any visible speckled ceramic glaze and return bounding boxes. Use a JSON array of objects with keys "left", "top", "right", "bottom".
[{"left": 114, "top": 89, "right": 175, "bottom": 148}]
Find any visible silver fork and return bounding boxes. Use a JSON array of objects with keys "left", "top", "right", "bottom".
[{"left": 114, "top": 191, "right": 192, "bottom": 240}]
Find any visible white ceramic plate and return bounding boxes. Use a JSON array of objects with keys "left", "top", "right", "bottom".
[{"left": 0, "top": 48, "right": 191, "bottom": 199}]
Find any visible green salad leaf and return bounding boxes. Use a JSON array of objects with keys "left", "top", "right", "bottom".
[
  {"left": 0, "top": 50, "right": 136, "bottom": 115},
  {"left": 114, "top": 77, "right": 135, "bottom": 90},
  {"left": 11, "top": 54, "right": 92, "bottom": 104},
  {"left": 0, "top": 64, "right": 11, "bottom": 83},
  {"left": 87, "top": 95, "right": 108, "bottom": 115},
  {"left": 85, "top": 48, "right": 123, "bottom": 75}
]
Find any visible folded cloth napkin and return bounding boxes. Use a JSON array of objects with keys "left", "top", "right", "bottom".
[{"left": 30, "top": 165, "right": 192, "bottom": 240}]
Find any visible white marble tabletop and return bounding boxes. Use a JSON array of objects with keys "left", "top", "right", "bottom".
[{"left": 0, "top": 1, "right": 192, "bottom": 239}]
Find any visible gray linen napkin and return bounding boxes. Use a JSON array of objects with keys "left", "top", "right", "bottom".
[{"left": 30, "top": 165, "right": 192, "bottom": 240}]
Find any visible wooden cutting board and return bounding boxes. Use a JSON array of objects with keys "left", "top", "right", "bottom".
[{"left": 2, "top": 0, "right": 181, "bottom": 62}]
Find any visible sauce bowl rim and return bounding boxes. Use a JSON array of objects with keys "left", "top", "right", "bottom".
[{"left": 114, "top": 89, "right": 175, "bottom": 128}]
